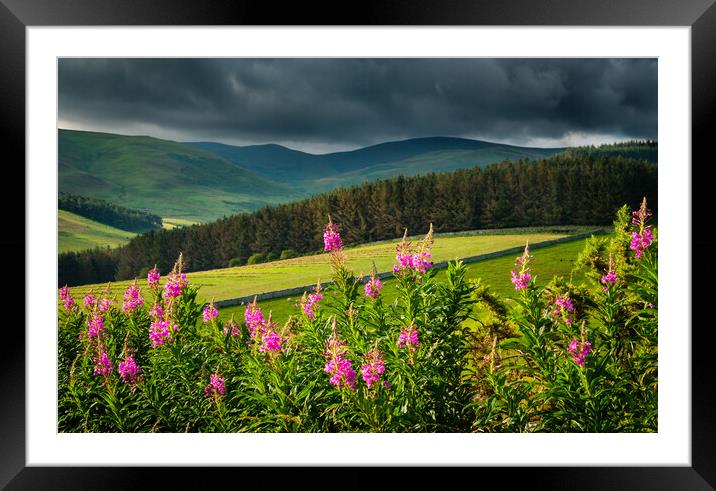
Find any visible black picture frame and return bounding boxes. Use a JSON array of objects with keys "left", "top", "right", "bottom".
[{"left": 4, "top": 0, "right": 712, "bottom": 489}]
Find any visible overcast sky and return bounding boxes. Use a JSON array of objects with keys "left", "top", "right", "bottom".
[{"left": 58, "top": 58, "right": 657, "bottom": 153}]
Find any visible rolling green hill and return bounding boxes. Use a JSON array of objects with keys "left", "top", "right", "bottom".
[
  {"left": 58, "top": 210, "right": 137, "bottom": 252},
  {"left": 60, "top": 130, "right": 564, "bottom": 224},
  {"left": 189, "top": 136, "right": 562, "bottom": 190},
  {"left": 59, "top": 130, "right": 299, "bottom": 222}
]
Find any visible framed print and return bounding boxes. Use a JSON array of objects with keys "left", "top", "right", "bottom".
[{"left": 4, "top": 0, "right": 714, "bottom": 488}]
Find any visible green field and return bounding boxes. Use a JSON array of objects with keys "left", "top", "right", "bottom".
[
  {"left": 217, "top": 235, "right": 595, "bottom": 325},
  {"left": 58, "top": 210, "right": 137, "bottom": 253},
  {"left": 162, "top": 217, "right": 198, "bottom": 230},
  {"left": 65, "top": 229, "right": 601, "bottom": 317}
]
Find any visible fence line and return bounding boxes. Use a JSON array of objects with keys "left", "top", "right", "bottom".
[{"left": 213, "top": 230, "right": 605, "bottom": 309}]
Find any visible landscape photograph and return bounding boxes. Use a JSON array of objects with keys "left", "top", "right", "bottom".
[{"left": 57, "top": 58, "right": 658, "bottom": 433}]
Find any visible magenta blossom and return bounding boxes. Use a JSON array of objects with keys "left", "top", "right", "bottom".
[
  {"left": 323, "top": 217, "right": 343, "bottom": 252},
  {"left": 630, "top": 228, "right": 654, "bottom": 259},
  {"left": 398, "top": 324, "right": 420, "bottom": 352},
  {"left": 393, "top": 225, "right": 434, "bottom": 274},
  {"left": 203, "top": 303, "right": 219, "bottom": 322},
  {"left": 259, "top": 330, "right": 282, "bottom": 353},
  {"left": 98, "top": 298, "right": 112, "bottom": 314},
  {"left": 204, "top": 372, "right": 227, "bottom": 398},
  {"left": 83, "top": 294, "right": 96, "bottom": 308},
  {"left": 511, "top": 242, "right": 534, "bottom": 291},
  {"left": 223, "top": 318, "right": 240, "bottom": 336},
  {"left": 147, "top": 266, "right": 161, "bottom": 288},
  {"left": 118, "top": 354, "right": 143, "bottom": 384},
  {"left": 149, "top": 320, "right": 177, "bottom": 348},
  {"left": 164, "top": 272, "right": 188, "bottom": 299},
  {"left": 122, "top": 284, "right": 144, "bottom": 312},
  {"left": 324, "top": 331, "right": 356, "bottom": 390},
  {"left": 149, "top": 303, "right": 163, "bottom": 320},
  {"left": 244, "top": 299, "right": 266, "bottom": 338},
  {"left": 568, "top": 337, "right": 592, "bottom": 367},
  {"left": 86, "top": 315, "right": 105, "bottom": 338},
  {"left": 59, "top": 286, "right": 75, "bottom": 311},
  {"left": 601, "top": 270, "right": 618, "bottom": 285},
  {"left": 364, "top": 275, "right": 383, "bottom": 299},
  {"left": 93, "top": 350, "right": 113, "bottom": 376},
  {"left": 361, "top": 348, "right": 386, "bottom": 388}
]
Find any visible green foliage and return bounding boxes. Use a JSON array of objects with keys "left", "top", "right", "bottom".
[
  {"left": 58, "top": 203, "right": 657, "bottom": 433},
  {"left": 280, "top": 249, "right": 297, "bottom": 260},
  {"left": 247, "top": 253, "right": 266, "bottom": 265},
  {"left": 228, "top": 257, "right": 244, "bottom": 268}
]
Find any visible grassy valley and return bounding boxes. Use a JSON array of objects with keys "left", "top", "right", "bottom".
[{"left": 58, "top": 210, "right": 137, "bottom": 253}]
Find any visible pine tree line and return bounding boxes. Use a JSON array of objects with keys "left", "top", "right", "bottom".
[{"left": 58, "top": 153, "right": 657, "bottom": 287}]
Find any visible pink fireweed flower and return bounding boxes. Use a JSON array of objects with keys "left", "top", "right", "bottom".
[
  {"left": 59, "top": 286, "right": 76, "bottom": 311},
  {"left": 83, "top": 294, "right": 96, "bottom": 308},
  {"left": 149, "top": 303, "right": 163, "bottom": 320},
  {"left": 204, "top": 372, "right": 227, "bottom": 398},
  {"left": 98, "top": 298, "right": 112, "bottom": 314},
  {"left": 122, "top": 283, "right": 144, "bottom": 312},
  {"left": 59, "top": 285, "right": 71, "bottom": 301},
  {"left": 203, "top": 302, "right": 219, "bottom": 323},
  {"left": 630, "top": 197, "right": 655, "bottom": 259},
  {"left": 323, "top": 216, "right": 343, "bottom": 252},
  {"left": 223, "top": 316, "right": 240, "bottom": 336},
  {"left": 63, "top": 296, "right": 76, "bottom": 311},
  {"left": 393, "top": 225, "right": 434, "bottom": 274},
  {"left": 301, "top": 283, "right": 324, "bottom": 320},
  {"left": 601, "top": 270, "right": 618, "bottom": 285},
  {"left": 147, "top": 265, "right": 161, "bottom": 288},
  {"left": 86, "top": 315, "right": 105, "bottom": 338},
  {"left": 244, "top": 298, "right": 266, "bottom": 338},
  {"left": 364, "top": 274, "right": 383, "bottom": 299},
  {"left": 323, "top": 321, "right": 357, "bottom": 390},
  {"left": 398, "top": 323, "right": 420, "bottom": 352},
  {"left": 93, "top": 350, "right": 113, "bottom": 376},
  {"left": 361, "top": 347, "right": 386, "bottom": 388},
  {"left": 149, "top": 320, "right": 177, "bottom": 348},
  {"left": 259, "top": 330, "right": 282, "bottom": 353},
  {"left": 552, "top": 295, "right": 575, "bottom": 325},
  {"left": 164, "top": 272, "right": 188, "bottom": 299},
  {"left": 568, "top": 321, "right": 592, "bottom": 367},
  {"left": 568, "top": 338, "right": 592, "bottom": 366},
  {"left": 118, "top": 354, "right": 142, "bottom": 384},
  {"left": 510, "top": 242, "right": 534, "bottom": 291},
  {"left": 630, "top": 228, "right": 654, "bottom": 259}
]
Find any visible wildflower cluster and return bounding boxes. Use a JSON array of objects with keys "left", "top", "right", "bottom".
[
  {"left": 244, "top": 298, "right": 266, "bottom": 338},
  {"left": 630, "top": 198, "right": 655, "bottom": 259},
  {"left": 93, "top": 350, "right": 113, "bottom": 376},
  {"left": 552, "top": 294, "right": 574, "bottom": 325},
  {"left": 59, "top": 285, "right": 75, "bottom": 311},
  {"left": 122, "top": 283, "right": 144, "bottom": 312},
  {"left": 323, "top": 216, "right": 343, "bottom": 252},
  {"left": 258, "top": 313, "right": 283, "bottom": 353},
  {"left": 361, "top": 346, "right": 385, "bottom": 388},
  {"left": 300, "top": 283, "right": 324, "bottom": 320},
  {"left": 149, "top": 319, "right": 178, "bottom": 348},
  {"left": 86, "top": 315, "right": 105, "bottom": 338},
  {"left": 364, "top": 270, "right": 383, "bottom": 299},
  {"left": 511, "top": 242, "right": 533, "bottom": 291},
  {"left": 204, "top": 372, "right": 227, "bottom": 398},
  {"left": 568, "top": 332, "right": 592, "bottom": 367},
  {"left": 324, "top": 326, "right": 357, "bottom": 390},
  {"left": 398, "top": 322, "right": 419, "bottom": 352},
  {"left": 147, "top": 265, "right": 161, "bottom": 288},
  {"left": 164, "top": 255, "right": 188, "bottom": 299},
  {"left": 203, "top": 301, "right": 219, "bottom": 323},
  {"left": 118, "top": 354, "right": 143, "bottom": 385},
  {"left": 393, "top": 225, "right": 434, "bottom": 274}
]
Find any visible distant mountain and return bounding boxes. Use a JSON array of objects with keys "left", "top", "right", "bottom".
[
  {"left": 59, "top": 130, "right": 299, "bottom": 222},
  {"left": 59, "top": 130, "right": 564, "bottom": 223},
  {"left": 189, "top": 137, "right": 562, "bottom": 185}
]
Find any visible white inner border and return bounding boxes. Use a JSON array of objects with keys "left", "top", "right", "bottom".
[{"left": 27, "top": 27, "right": 691, "bottom": 466}]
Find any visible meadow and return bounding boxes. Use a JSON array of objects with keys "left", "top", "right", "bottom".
[
  {"left": 66, "top": 228, "right": 584, "bottom": 305},
  {"left": 58, "top": 210, "right": 137, "bottom": 253}
]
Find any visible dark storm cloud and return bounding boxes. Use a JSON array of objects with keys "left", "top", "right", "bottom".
[{"left": 58, "top": 58, "right": 657, "bottom": 150}]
